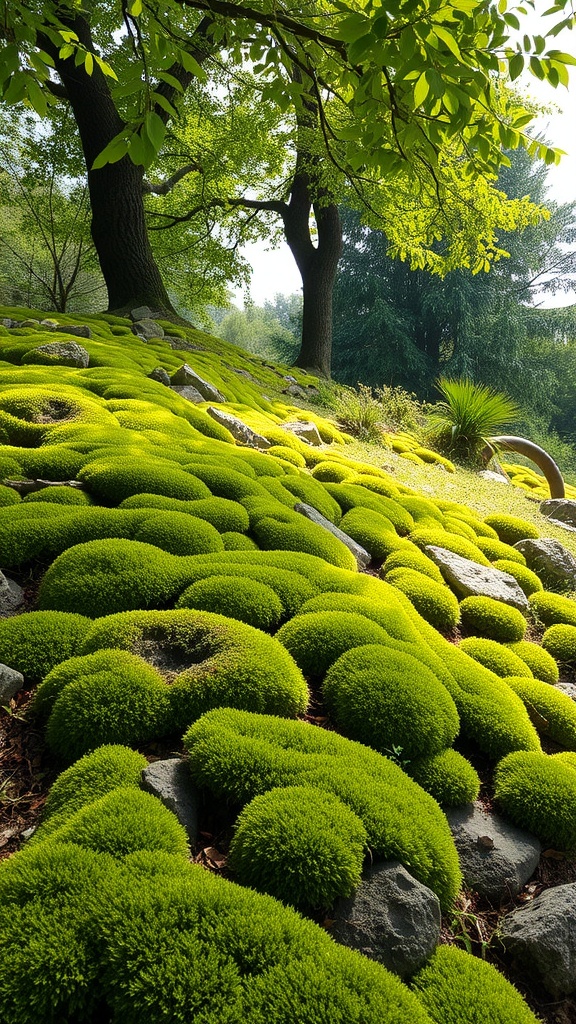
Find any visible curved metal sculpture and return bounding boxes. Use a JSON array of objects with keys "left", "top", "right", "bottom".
[{"left": 482, "top": 435, "right": 565, "bottom": 500}]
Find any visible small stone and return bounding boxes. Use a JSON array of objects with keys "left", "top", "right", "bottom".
[
  {"left": 0, "top": 663, "right": 25, "bottom": 702},
  {"left": 281, "top": 420, "right": 323, "bottom": 445},
  {"left": 165, "top": 337, "right": 204, "bottom": 353},
  {"left": 501, "top": 883, "right": 576, "bottom": 997},
  {"left": 282, "top": 384, "right": 308, "bottom": 399},
  {"left": 141, "top": 758, "right": 199, "bottom": 843},
  {"left": 206, "top": 408, "right": 271, "bottom": 448},
  {"left": 53, "top": 325, "right": 92, "bottom": 339},
  {"left": 39, "top": 319, "right": 58, "bottom": 329},
  {"left": 170, "top": 364, "right": 225, "bottom": 402},
  {"left": 148, "top": 367, "right": 171, "bottom": 386},
  {"left": 131, "top": 318, "right": 164, "bottom": 339},
  {"left": 130, "top": 306, "right": 153, "bottom": 321},
  {"left": 170, "top": 385, "right": 204, "bottom": 404},
  {"left": 26, "top": 341, "right": 90, "bottom": 368},
  {"left": 294, "top": 503, "right": 371, "bottom": 569},
  {"left": 514, "top": 538, "right": 576, "bottom": 591},
  {"left": 556, "top": 681, "right": 576, "bottom": 701},
  {"left": 330, "top": 861, "right": 441, "bottom": 978},
  {"left": 445, "top": 802, "right": 541, "bottom": 902},
  {"left": 424, "top": 546, "right": 529, "bottom": 611},
  {"left": 0, "top": 571, "right": 25, "bottom": 615}
]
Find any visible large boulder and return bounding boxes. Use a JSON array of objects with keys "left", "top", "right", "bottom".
[
  {"left": 445, "top": 803, "right": 541, "bottom": 902},
  {"left": 295, "top": 503, "right": 371, "bottom": 570},
  {"left": 0, "top": 571, "right": 25, "bottom": 616},
  {"left": 0, "top": 663, "right": 25, "bottom": 702},
  {"left": 514, "top": 538, "right": 576, "bottom": 591},
  {"left": 330, "top": 861, "right": 441, "bottom": 978},
  {"left": 131, "top": 318, "right": 165, "bottom": 339},
  {"left": 424, "top": 546, "right": 529, "bottom": 611},
  {"left": 25, "top": 341, "right": 90, "bottom": 368},
  {"left": 500, "top": 883, "right": 576, "bottom": 997}
]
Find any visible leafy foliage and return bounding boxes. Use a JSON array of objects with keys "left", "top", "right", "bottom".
[{"left": 426, "top": 378, "right": 520, "bottom": 464}]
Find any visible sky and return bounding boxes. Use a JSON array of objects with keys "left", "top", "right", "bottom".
[{"left": 233, "top": 29, "right": 576, "bottom": 310}]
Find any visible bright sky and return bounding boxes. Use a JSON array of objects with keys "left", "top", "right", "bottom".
[{"left": 234, "top": 24, "right": 576, "bottom": 310}]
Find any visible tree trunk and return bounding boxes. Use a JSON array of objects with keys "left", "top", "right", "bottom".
[{"left": 44, "top": 14, "right": 175, "bottom": 315}]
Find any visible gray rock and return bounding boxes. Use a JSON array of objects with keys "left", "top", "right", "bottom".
[
  {"left": 424, "top": 545, "right": 529, "bottom": 611},
  {"left": 330, "top": 861, "right": 441, "bottom": 978},
  {"left": 205, "top": 407, "right": 271, "bottom": 449},
  {"left": 500, "top": 883, "right": 576, "bottom": 997},
  {"left": 294, "top": 503, "right": 371, "bottom": 569},
  {"left": 26, "top": 341, "right": 90, "bottom": 368},
  {"left": 0, "top": 663, "right": 25, "bottom": 702},
  {"left": 446, "top": 803, "right": 541, "bottom": 902},
  {"left": 281, "top": 420, "right": 323, "bottom": 446},
  {"left": 556, "top": 681, "right": 576, "bottom": 700},
  {"left": 130, "top": 305, "right": 153, "bottom": 321},
  {"left": 1, "top": 319, "right": 14, "bottom": 328},
  {"left": 148, "top": 366, "right": 171, "bottom": 386},
  {"left": 170, "top": 384, "right": 204, "bottom": 404},
  {"left": 540, "top": 498, "right": 576, "bottom": 531},
  {"left": 141, "top": 758, "right": 198, "bottom": 844},
  {"left": 131, "top": 318, "right": 164, "bottom": 339},
  {"left": 282, "top": 384, "right": 308, "bottom": 399},
  {"left": 39, "top": 319, "right": 58, "bottom": 329},
  {"left": 514, "top": 538, "right": 576, "bottom": 591},
  {"left": 0, "top": 570, "right": 25, "bottom": 615},
  {"left": 53, "top": 324, "right": 92, "bottom": 339},
  {"left": 165, "top": 337, "right": 204, "bottom": 353},
  {"left": 171, "top": 364, "right": 225, "bottom": 403},
  {"left": 478, "top": 470, "right": 511, "bottom": 485}
]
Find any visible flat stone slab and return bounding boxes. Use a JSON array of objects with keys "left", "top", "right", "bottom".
[
  {"left": 141, "top": 758, "right": 198, "bottom": 844},
  {"left": 330, "top": 861, "right": 441, "bottom": 978},
  {"left": 0, "top": 571, "right": 25, "bottom": 616},
  {"left": 501, "top": 883, "right": 576, "bottom": 997},
  {"left": 514, "top": 538, "right": 576, "bottom": 591},
  {"left": 206, "top": 408, "right": 271, "bottom": 449},
  {"left": 446, "top": 802, "right": 541, "bottom": 902},
  {"left": 424, "top": 545, "right": 529, "bottom": 611},
  {"left": 280, "top": 420, "right": 323, "bottom": 445},
  {"left": 26, "top": 341, "right": 90, "bottom": 368},
  {"left": 52, "top": 325, "right": 92, "bottom": 339},
  {"left": 295, "top": 503, "right": 371, "bottom": 569},
  {"left": 0, "top": 663, "right": 25, "bottom": 702},
  {"left": 171, "top": 364, "right": 225, "bottom": 403}
]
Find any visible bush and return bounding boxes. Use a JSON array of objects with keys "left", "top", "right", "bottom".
[
  {"left": 184, "top": 707, "right": 461, "bottom": 909},
  {"left": 483, "top": 513, "right": 540, "bottom": 545},
  {"left": 503, "top": 675, "right": 576, "bottom": 750},
  {"left": 385, "top": 568, "right": 460, "bottom": 632},
  {"left": 542, "top": 623, "right": 576, "bottom": 664},
  {"left": 410, "top": 944, "right": 540, "bottom": 1024},
  {"left": 176, "top": 575, "right": 283, "bottom": 630},
  {"left": 45, "top": 655, "right": 172, "bottom": 762},
  {"left": 475, "top": 536, "right": 527, "bottom": 564},
  {"left": 408, "top": 528, "right": 491, "bottom": 566},
  {"left": 48, "top": 788, "right": 190, "bottom": 858},
  {"left": 459, "top": 596, "right": 527, "bottom": 643},
  {"left": 134, "top": 511, "right": 224, "bottom": 555},
  {"left": 322, "top": 644, "right": 459, "bottom": 759},
  {"left": 381, "top": 549, "right": 445, "bottom": 583},
  {"left": 506, "top": 641, "right": 559, "bottom": 684},
  {"left": 228, "top": 786, "right": 367, "bottom": 912},
  {"left": 277, "top": 610, "right": 390, "bottom": 677},
  {"left": 494, "top": 750, "right": 576, "bottom": 851},
  {"left": 406, "top": 749, "right": 480, "bottom": 807},
  {"left": 493, "top": 559, "right": 543, "bottom": 597},
  {"left": 78, "top": 456, "right": 211, "bottom": 504},
  {"left": 252, "top": 513, "right": 357, "bottom": 570},
  {"left": 529, "top": 590, "right": 576, "bottom": 627},
  {"left": 80, "top": 608, "right": 308, "bottom": 728},
  {"left": 0, "top": 610, "right": 92, "bottom": 681},
  {"left": 459, "top": 637, "right": 533, "bottom": 678}
]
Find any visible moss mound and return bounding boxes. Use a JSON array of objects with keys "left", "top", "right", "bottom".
[
  {"left": 175, "top": 560, "right": 318, "bottom": 618},
  {"left": 322, "top": 644, "right": 460, "bottom": 759},
  {"left": 228, "top": 786, "right": 367, "bottom": 912},
  {"left": 385, "top": 567, "right": 460, "bottom": 631},
  {"left": 120, "top": 493, "right": 250, "bottom": 533},
  {"left": 22, "top": 486, "right": 92, "bottom": 506},
  {"left": 542, "top": 623, "right": 576, "bottom": 664},
  {"left": 406, "top": 749, "right": 480, "bottom": 806},
  {"left": 276, "top": 610, "right": 390, "bottom": 677},
  {"left": 459, "top": 596, "right": 527, "bottom": 643},
  {"left": 459, "top": 637, "right": 533, "bottom": 678},
  {"left": 381, "top": 548, "right": 445, "bottom": 584},
  {"left": 409, "top": 527, "right": 491, "bottom": 566},
  {"left": 503, "top": 675, "right": 576, "bottom": 750},
  {"left": 474, "top": 536, "right": 527, "bottom": 564},
  {"left": 0, "top": 611, "right": 92, "bottom": 681},
  {"left": 529, "top": 590, "right": 576, "bottom": 627},
  {"left": 494, "top": 750, "right": 576, "bottom": 852},
  {"left": 492, "top": 559, "right": 543, "bottom": 596},
  {"left": 339, "top": 506, "right": 399, "bottom": 561},
  {"left": 78, "top": 456, "right": 211, "bottom": 504},
  {"left": 133, "top": 510, "right": 224, "bottom": 555},
  {"left": 176, "top": 575, "right": 283, "bottom": 630},
  {"left": 506, "top": 641, "right": 559, "bottom": 684},
  {"left": 251, "top": 512, "right": 357, "bottom": 570},
  {"left": 0, "top": 483, "right": 20, "bottom": 506},
  {"left": 483, "top": 514, "right": 540, "bottom": 545}
]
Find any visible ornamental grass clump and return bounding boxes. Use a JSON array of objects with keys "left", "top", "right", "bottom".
[
  {"left": 542, "top": 623, "right": 576, "bottom": 664},
  {"left": 426, "top": 377, "right": 520, "bottom": 464},
  {"left": 0, "top": 610, "right": 92, "bottom": 681},
  {"left": 529, "top": 590, "right": 576, "bottom": 627},
  {"left": 503, "top": 675, "right": 576, "bottom": 750},
  {"left": 494, "top": 750, "right": 576, "bottom": 852},
  {"left": 459, "top": 596, "right": 527, "bottom": 643},
  {"left": 322, "top": 644, "right": 460, "bottom": 759},
  {"left": 175, "top": 575, "right": 283, "bottom": 630},
  {"left": 385, "top": 567, "right": 461, "bottom": 631},
  {"left": 228, "top": 786, "right": 367, "bottom": 912}
]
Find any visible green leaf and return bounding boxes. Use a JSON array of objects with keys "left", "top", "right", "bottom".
[
  {"left": 92, "top": 134, "right": 130, "bottom": 170},
  {"left": 84, "top": 52, "right": 94, "bottom": 76},
  {"left": 414, "top": 72, "right": 430, "bottom": 106},
  {"left": 144, "top": 110, "right": 166, "bottom": 153},
  {"left": 178, "top": 49, "right": 206, "bottom": 81},
  {"left": 128, "top": 0, "right": 143, "bottom": 15},
  {"left": 150, "top": 91, "right": 178, "bottom": 118},
  {"left": 509, "top": 52, "right": 524, "bottom": 80},
  {"left": 25, "top": 76, "right": 48, "bottom": 117}
]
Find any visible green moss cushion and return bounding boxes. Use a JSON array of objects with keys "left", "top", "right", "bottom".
[
  {"left": 506, "top": 641, "right": 559, "bottom": 684},
  {"left": 542, "top": 624, "right": 576, "bottom": 664},
  {"left": 381, "top": 548, "right": 445, "bottom": 584},
  {"left": 322, "top": 644, "right": 460, "bottom": 759},
  {"left": 280, "top": 474, "right": 342, "bottom": 524},
  {"left": 473, "top": 536, "right": 527, "bottom": 565},
  {"left": 408, "top": 528, "right": 491, "bottom": 567},
  {"left": 459, "top": 596, "right": 527, "bottom": 643},
  {"left": 133, "top": 511, "right": 224, "bottom": 555},
  {"left": 410, "top": 945, "right": 540, "bottom": 1024},
  {"left": 311, "top": 461, "right": 355, "bottom": 482},
  {"left": 0, "top": 611, "right": 92, "bottom": 681},
  {"left": 405, "top": 749, "right": 480, "bottom": 806},
  {"left": 79, "top": 608, "right": 308, "bottom": 728},
  {"left": 339, "top": 506, "right": 400, "bottom": 561},
  {"left": 385, "top": 568, "right": 460, "bottom": 632},
  {"left": 494, "top": 750, "right": 576, "bottom": 851},
  {"left": 184, "top": 707, "right": 461, "bottom": 909},
  {"left": 459, "top": 637, "right": 533, "bottom": 678},
  {"left": 176, "top": 575, "right": 283, "bottom": 630},
  {"left": 175, "top": 561, "right": 318, "bottom": 618},
  {"left": 78, "top": 457, "right": 211, "bottom": 504},
  {"left": 529, "top": 590, "right": 576, "bottom": 627},
  {"left": 277, "top": 611, "right": 390, "bottom": 677},
  {"left": 221, "top": 531, "right": 259, "bottom": 550},
  {"left": 228, "top": 786, "right": 367, "bottom": 912},
  {"left": 503, "top": 675, "right": 576, "bottom": 750},
  {"left": 483, "top": 514, "right": 540, "bottom": 545},
  {"left": 22, "top": 487, "right": 93, "bottom": 505},
  {"left": 120, "top": 493, "right": 250, "bottom": 533},
  {"left": 324, "top": 484, "right": 415, "bottom": 533},
  {"left": 492, "top": 559, "right": 543, "bottom": 597},
  {"left": 0, "top": 483, "right": 20, "bottom": 506},
  {"left": 252, "top": 513, "right": 357, "bottom": 570}
]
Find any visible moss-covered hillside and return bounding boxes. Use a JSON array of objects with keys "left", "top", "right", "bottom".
[{"left": 2, "top": 306, "right": 576, "bottom": 1023}]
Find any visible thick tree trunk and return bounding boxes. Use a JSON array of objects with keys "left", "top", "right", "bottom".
[{"left": 44, "top": 15, "right": 175, "bottom": 315}]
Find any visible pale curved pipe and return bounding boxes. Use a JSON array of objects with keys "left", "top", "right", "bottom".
[{"left": 481, "top": 435, "right": 565, "bottom": 500}]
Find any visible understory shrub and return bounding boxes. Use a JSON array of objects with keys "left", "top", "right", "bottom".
[
  {"left": 175, "top": 575, "right": 283, "bottom": 630},
  {"left": 228, "top": 786, "right": 367, "bottom": 911},
  {"left": 459, "top": 596, "right": 527, "bottom": 643},
  {"left": 503, "top": 675, "right": 576, "bottom": 750},
  {"left": 542, "top": 624, "right": 576, "bottom": 664},
  {"left": 483, "top": 513, "right": 539, "bottom": 545},
  {"left": 405, "top": 749, "right": 480, "bottom": 806},
  {"left": 322, "top": 644, "right": 460, "bottom": 759},
  {"left": 494, "top": 750, "right": 576, "bottom": 851},
  {"left": 506, "top": 641, "right": 559, "bottom": 684},
  {"left": 458, "top": 637, "right": 533, "bottom": 678},
  {"left": 0, "top": 611, "right": 92, "bottom": 680},
  {"left": 529, "top": 590, "right": 576, "bottom": 627}
]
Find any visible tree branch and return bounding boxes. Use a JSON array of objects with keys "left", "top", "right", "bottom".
[{"left": 143, "top": 162, "right": 203, "bottom": 195}]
